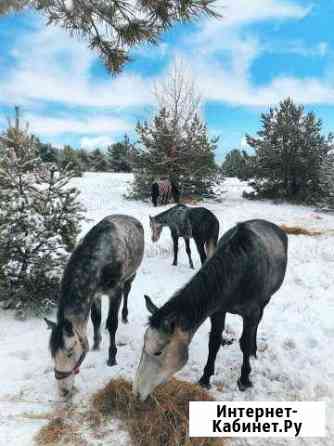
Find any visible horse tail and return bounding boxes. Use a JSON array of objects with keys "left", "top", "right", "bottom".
[
  {"left": 205, "top": 218, "right": 219, "bottom": 258},
  {"left": 152, "top": 182, "right": 159, "bottom": 207}
]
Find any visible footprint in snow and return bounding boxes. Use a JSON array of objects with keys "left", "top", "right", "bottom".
[{"left": 8, "top": 350, "right": 31, "bottom": 361}]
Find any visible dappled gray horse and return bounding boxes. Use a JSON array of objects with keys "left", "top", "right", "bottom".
[
  {"left": 150, "top": 204, "right": 219, "bottom": 268},
  {"left": 134, "top": 219, "right": 288, "bottom": 401},
  {"left": 151, "top": 179, "right": 180, "bottom": 207},
  {"left": 45, "top": 215, "right": 144, "bottom": 398}
]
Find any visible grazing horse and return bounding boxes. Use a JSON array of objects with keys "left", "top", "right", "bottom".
[
  {"left": 134, "top": 219, "right": 288, "bottom": 401},
  {"left": 149, "top": 204, "right": 219, "bottom": 269},
  {"left": 44, "top": 215, "right": 144, "bottom": 398},
  {"left": 151, "top": 179, "right": 180, "bottom": 207}
]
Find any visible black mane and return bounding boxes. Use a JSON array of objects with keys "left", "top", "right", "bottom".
[{"left": 49, "top": 321, "right": 65, "bottom": 357}]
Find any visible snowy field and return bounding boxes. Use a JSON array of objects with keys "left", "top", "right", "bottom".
[{"left": 0, "top": 173, "right": 333, "bottom": 446}]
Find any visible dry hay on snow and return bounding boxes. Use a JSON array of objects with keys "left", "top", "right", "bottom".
[
  {"left": 35, "top": 416, "right": 85, "bottom": 446},
  {"left": 279, "top": 224, "right": 323, "bottom": 236},
  {"left": 93, "top": 377, "right": 225, "bottom": 446},
  {"left": 35, "top": 378, "right": 226, "bottom": 446}
]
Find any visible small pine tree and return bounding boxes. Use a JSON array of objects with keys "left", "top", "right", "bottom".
[
  {"left": 107, "top": 134, "right": 135, "bottom": 172},
  {"left": 89, "top": 148, "right": 110, "bottom": 172},
  {"left": 130, "top": 108, "right": 219, "bottom": 200},
  {"left": 62, "top": 145, "right": 83, "bottom": 177},
  {"left": 222, "top": 149, "right": 256, "bottom": 180},
  {"left": 0, "top": 108, "right": 85, "bottom": 319},
  {"left": 246, "top": 98, "right": 332, "bottom": 203}
]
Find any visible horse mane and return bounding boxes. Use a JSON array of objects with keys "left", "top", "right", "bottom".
[
  {"left": 149, "top": 223, "right": 252, "bottom": 331},
  {"left": 49, "top": 321, "right": 65, "bottom": 357},
  {"left": 154, "top": 204, "right": 187, "bottom": 222}
]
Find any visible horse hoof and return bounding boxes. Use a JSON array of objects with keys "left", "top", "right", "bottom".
[
  {"left": 107, "top": 358, "right": 117, "bottom": 367},
  {"left": 198, "top": 378, "right": 211, "bottom": 389},
  {"left": 221, "top": 336, "right": 234, "bottom": 346},
  {"left": 237, "top": 378, "right": 253, "bottom": 391},
  {"left": 92, "top": 344, "right": 100, "bottom": 351},
  {"left": 122, "top": 317, "right": 128, "bottom": 324}
]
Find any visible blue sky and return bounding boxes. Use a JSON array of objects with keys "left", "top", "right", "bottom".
[{"left": 1, "top": 0, "right": 334, "bottom": 161}]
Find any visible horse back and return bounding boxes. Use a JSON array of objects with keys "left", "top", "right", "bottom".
[
  {"left": 60, "top": 215, "right": 144, "bottom": 313},
  {"left": 217, "top": 219, "right": 287, "bottom": 311}
]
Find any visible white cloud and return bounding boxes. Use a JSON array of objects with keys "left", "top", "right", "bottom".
[
  {"left": 177, "top": 0, "right": 334, "bottom": 107},
  {"left": 80, "top": 136, "right": 114, "bottom": 149},
  {"left": 1, "top": 21, "right": 154, "bottom": 109},
  {"left": 213, "top": 0, "right": 310, "bottom": 27},
  {"left": 25, "top": 113, "right": 131, "bottom": 137}
]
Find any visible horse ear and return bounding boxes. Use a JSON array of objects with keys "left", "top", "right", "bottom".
[
  {"left": 44, "top": 318, "right": 56, "bottom": 330},
  {"left": 144, "top": 295, "right": 159, "bottom": 314},
  {"left": 63, "top": 319, "right": 74, "bottom": 337}
]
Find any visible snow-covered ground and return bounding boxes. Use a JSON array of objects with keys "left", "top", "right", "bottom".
[{"left": 0, "top": 173, "right": 333, "bottom": 446}]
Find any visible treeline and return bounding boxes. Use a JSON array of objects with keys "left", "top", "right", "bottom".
[
  {"left": 37, "top": 134, "right": 136, "bottom": 177},
  {"left": 222, "top": 98, "right": 334, "bottom": 206}
]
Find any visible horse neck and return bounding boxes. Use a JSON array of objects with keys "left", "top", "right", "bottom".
[
  {"left": 155, "top": 205, "right": 186, "bottom": 227},
  {"left": 155, "top": 209, "right": 172, "bottom": 226},
  {"left": 152, "top": 251, "right": 237, "bottom": 333},
  {"left": 57, "top": 281, "right": 92, "bottom": 328}
]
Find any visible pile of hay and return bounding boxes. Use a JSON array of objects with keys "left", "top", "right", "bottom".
[
  {"left": 92, "top": 378, "right": 225, "bottom": 446},
  {"left": 279, "top": 224, "right": 322, "bottom": 236},
  {"left": 34, "top": 378, "right": 226, "bottom": 446},
  {"left": 35, "top": 417, "right": 83, "bottom": 446}
]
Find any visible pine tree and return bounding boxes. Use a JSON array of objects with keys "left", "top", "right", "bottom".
[
  {"left": 62, "top": 145, "right": 83, "bottom": 177},
  {"left": 0, "top": 0, "right": 219, "bottom": 74},
  {"left": 130, "top": 108, "right": 218, "bottom": 199},
  {"left": 107, "top": 134, "right": 135, "bottom": 172},
  {"left": 89, "top": 148, "right": 110, "bottom": 172},
  {"left": 320, "top": 150, "right": 334, "bottom": 208},
  {"left": 246, "top": 98, "right": 332, "bottom": 203},
  {"left": 78, "top": 148, "right": 91, "bottom": 172},
  {"left": 222, "top": 149, "right": 256, "bottom": 180},
  {"left": 0, "top": 108, "right": 85, "bottom": 319}
]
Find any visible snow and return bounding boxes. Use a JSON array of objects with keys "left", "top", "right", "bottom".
[{"left": 0, "top": 173, "right": 333, "bottom": 446}]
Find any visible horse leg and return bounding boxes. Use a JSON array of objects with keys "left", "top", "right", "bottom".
[
  {"left": 249, "top": 308, "right": 263, "bottom": 358},
  {"left": 91, "top": 296, "right": 102, "bottom": 351},
  {"left": 122, "top": 274, "right": 135, "bottom": 323},
  {"left": 194, "top": 237, "right": 207, "bottom": 265},
  {"left": 172, "top": 232, "right": 179, "bottom": 266},
  {"left": 106, "top": 287, "right": 122, "bottom": 366},
  {"left": 199, "top": 311, "right": 226, "bottom": 388},
  {"left": 238, "top": 310, "right": 262, "bottom": 390},
  {"left": 184, "top": 238, "right": 194, "bottom": 269}
]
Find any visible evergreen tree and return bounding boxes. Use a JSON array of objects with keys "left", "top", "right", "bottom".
[
  {"left": 78, "top": 148, "right": 91, "bottom": 172},
  {"left": 0, "top": 108, "right": 85, "bottom": 319},
  {"left": 90, "top": 148, "right": 110, "bottom": 172},
  {"left": 36, "top": 139, "right": 59, "bottom": 164},
  {"left": 320, "top": 150, "right": 334, "bottom": 207},
  {"left": 131, "top": 108, "right": 218, "bottom": 199},
  {"left": 62, "top": 145, "right": 83, "bottom": 177},
  {"left": 107, "top": 134, "right": 135, "bottom": 172},
  {"left": 246, "top": 98, "right": 332, "bottom": 203},
  {"left": 222, "top": 149, "right": 255, "bottom": 180}
]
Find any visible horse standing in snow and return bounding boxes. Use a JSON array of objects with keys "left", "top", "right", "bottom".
[
  {"left": 45, "top": 215, "right": 144, "bottom": 398},
  {"left": 151, "top": 179, "right": 180, "bottom": 207},
  {"left": 149, "top": 204, "right": 219, "bottom": 268},
  {"left": 134, "top": 219, "right": 288, "bottom": 401}
]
